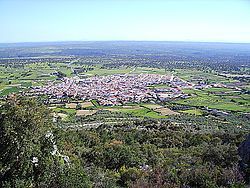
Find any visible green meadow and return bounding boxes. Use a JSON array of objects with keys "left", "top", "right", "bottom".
[{"left": 176, "top": 88, "right": 250, "bottom": 112}]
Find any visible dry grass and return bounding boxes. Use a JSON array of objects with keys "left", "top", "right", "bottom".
[
  {"left": 76, "top": 110, "right": 98, "bottom": 116},
  {"left": 57, "top": 113, "right": 68, "bottom": 119},
  {"left": 121, "top": 106, "right": 142, "bottom": 109},
  {"left": 142, "top": 104, "right": 163, "bottom": 110},
  {"left": 66, "top": 103, "right": 77, "bottom": 109},
  {"left": 80, "top": 101, "right": 94, "bottom": 108},
  {"left": 154, "top": 107, "right": 179, "bottom": 115}
]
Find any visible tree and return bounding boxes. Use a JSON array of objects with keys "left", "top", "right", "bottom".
[{"left": 0, "top": 98, "right": 90, "bottom": 187}]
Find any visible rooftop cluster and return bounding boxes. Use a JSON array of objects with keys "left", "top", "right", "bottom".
[{"left": 31, "top": 74, "right": 191, "bottom": 105}]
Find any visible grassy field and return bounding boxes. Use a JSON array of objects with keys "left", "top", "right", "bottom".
[
  {"left": 115, "top": 107, "right": 167, "bottom": 119},
  {"left": 176, "top": 89, "right": 250, "bottom": 112},
  {"left": 83, "top": 66, "right": 172, "bottom": 76},
  {"left": 203, "top": 87, "right": 235, "bottom": 93},
  {"left": 92, "top": 103, "right": 167, "bottom": 118},
  {"left": 173, "top": 69, "right": 236, "bottom": 84},
  {"left": 0, "top": 87, "right": 21, "bottom": 96},
  {"left": 133, "top": 67, "right": 172, "bottom": 75},
  {"left": 85, "top": 65, "right": 133, "bottom": 76},
  {"left": 0, "top": 62, "right": 72, "bottom": 97},
  {"left": 53, "top": 107, "right": 76, "bottom": 115},
  {"left": 102, "top": 103, "right": 181, "bottom": 118},
  {"left": 180, "top": 109, "right": 203, "bottom": 116}
]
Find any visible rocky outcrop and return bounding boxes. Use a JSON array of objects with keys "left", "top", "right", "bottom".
[{"left": 238, "top": 134, "right": 250, "bottom": 184}]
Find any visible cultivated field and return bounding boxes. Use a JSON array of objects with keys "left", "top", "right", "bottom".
[{"left": 76, "top": 110, "right": 98, "bottom": 116}]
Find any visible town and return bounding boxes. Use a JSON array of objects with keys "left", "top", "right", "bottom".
[{"left": 29, "top": 73, "right": 194, "bottom": 106}]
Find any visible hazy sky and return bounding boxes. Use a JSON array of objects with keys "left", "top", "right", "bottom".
[{"left": 1, "top": 0, "right": 250, "bottom": 43}]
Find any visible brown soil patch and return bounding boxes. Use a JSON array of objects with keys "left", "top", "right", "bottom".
[
  {"left": 154, "top": 107, "right": 179, "bottom": 115},
  {"left": 66, "top": 103, "right": 77, "bottom": 109},
  {"left": 76, "top": 110, "right": 98, "bottom": 116}
]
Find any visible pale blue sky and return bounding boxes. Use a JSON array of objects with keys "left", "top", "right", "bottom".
[{"left": 0, "top": 0, "right": 250, "bottom": 43}]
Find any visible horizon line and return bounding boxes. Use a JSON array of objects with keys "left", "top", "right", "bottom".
[{"left": 1, "top": 40, "right": 250, "bottom": 45}]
